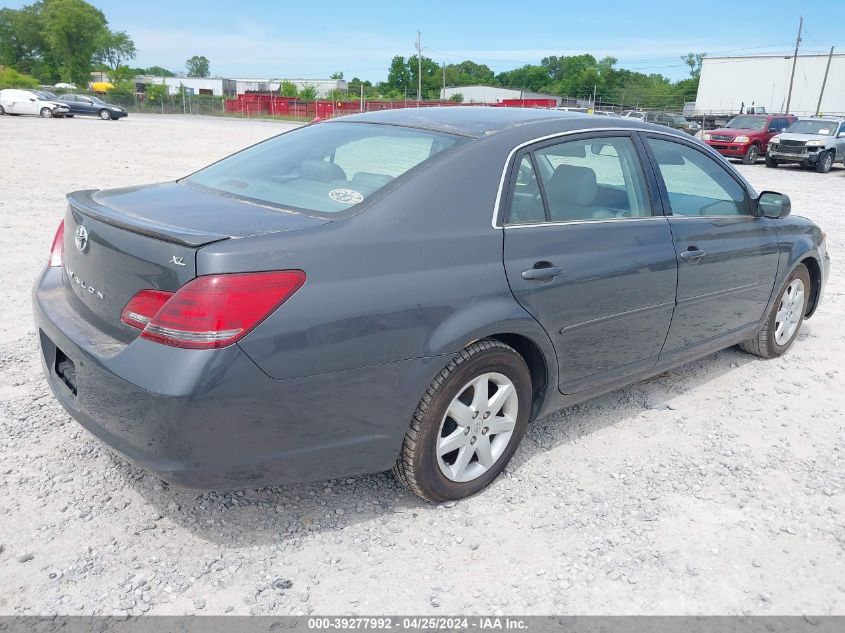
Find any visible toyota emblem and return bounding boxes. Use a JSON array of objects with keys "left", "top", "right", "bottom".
[{"left": 74, "top": 225, "right": 89, "bottom": 253}]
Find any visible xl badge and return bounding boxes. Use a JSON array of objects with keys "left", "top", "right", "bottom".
[
  {"left": 170, "top": 255, "right": 186, "bottom": 266},
  {"left": 74, "top": 225, "right": 89, "bottom": 253}
]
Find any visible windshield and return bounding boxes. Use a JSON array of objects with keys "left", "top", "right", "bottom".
[
  {"left": 186, "top": 122, "right": 464, "bottom": 215},
  {"left": 725, "top": 115, "right": 767, "bottom": 130},
  {"left": 786, "top": 120, "right": 838, "bottom": 135},
  {"left": 670, "top": 115, "right": 688, "bottom": 123}
]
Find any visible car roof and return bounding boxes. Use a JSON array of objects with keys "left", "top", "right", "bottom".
[{"left": 331, "top": 106, "right": 647, "bottom": 138}]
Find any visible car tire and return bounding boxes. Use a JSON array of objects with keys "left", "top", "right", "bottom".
[
  {"left": 739, "top": 264, "right": 810, "bottom": 359},
  {"left": 764, "top": 155, "right": 778, "bottom": 168},
  {"left": 741, "top": 144, "right": 759, "bottom": 165},
  {"left": 394, "top": 339, "right": 532, "bottom": 503},
  {"left": 99, "top": 109, "right": 113, "bottom": 121},
  {"left": 0, "top": 105, "right": 5, "bottom": 115},
  {"left": 65, "top": 114, "right": 74, "bottom": 118},
  {"left": 40, "top": 107, "right": 53, "bottom": 118},
  {"left": 815, "top": 151, "right": 833, "bottom": 173}
]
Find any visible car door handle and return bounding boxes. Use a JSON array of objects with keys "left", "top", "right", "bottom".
[
  {"left": 521, "top": 264, "right": 565, "bottom": 281},
  {"left": 680, "top": 248, "right": 706, "bottom": 262}
]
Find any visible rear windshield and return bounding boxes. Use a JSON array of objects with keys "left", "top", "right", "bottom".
[
  {"left": 725, "top": 116, "right": 767, "bottom": 130},
  {"left": 786, "top": 120, "right": 837, "bottom": 135},
  {"left": 186, "top": 122, "right": 464, "bottom": 215}
]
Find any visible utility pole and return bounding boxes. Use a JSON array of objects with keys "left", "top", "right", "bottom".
[
  {"left": 415, "top": 30, "right": 422, "bottom": 105},
  {"left": 360, "top": 82, "right": 364, "bottom": 113},
  {"left": 785, "top": 15, "right": 803, "bottom": 114},
  {"left": 816, "top": 46, "right": 834, "bottom": 116},
  {"left": 442, "top": 61, "right": 446, "bottom": 100}
]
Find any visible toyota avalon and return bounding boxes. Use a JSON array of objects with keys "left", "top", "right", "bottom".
[{"left": 33, "top": 108, "right": 829, "bottom": 502}]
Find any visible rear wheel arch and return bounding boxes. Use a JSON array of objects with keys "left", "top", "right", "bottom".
[{"left": 487, "top": 333, "right": 548, "bottom": 420}]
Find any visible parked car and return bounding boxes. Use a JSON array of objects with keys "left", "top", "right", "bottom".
[
  {"left": 767, "top": 117, "right": 845, "bottom": 173},
  {"left": 703, "top": 114, "right": 796, "bottom": 164},
  {"left": 554, "top": 106, "right": 589, "bottom": 113},
  {"left": 645, "top": 111, "right": 701, "bottom": 134},
  {"left": 621, "top": 110, "right": 646, "bottom": 121},
  {"left": 0, "top": 88, "right": 69, "bottom": 118},
  {"left": 592, "top": 110, "right": 621, "bottom": 117},
  {"left": 33, "top": 108, "right": 829, "bottom": 502},
  {"left": 57, "top": 93, "right": 128, "bottom": 120}
]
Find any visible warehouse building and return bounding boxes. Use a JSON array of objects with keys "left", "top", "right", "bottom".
[
  {"left": 694, "top": 53, "right": 845, "bottom": 116},
  {"left": 133, "top": 76, "right": 236, "bottom": 96},
  {"left": 132, "top": 77, "right": 346, "bottom": 98},
  {"left": 233, "top": 78, "right": 347, "bottom": 97},
  {"left": 440, "top": 85, "right": 561, "bottom": 105}
]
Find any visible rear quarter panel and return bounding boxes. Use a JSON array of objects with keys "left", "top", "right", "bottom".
[{"left": 771, "top": 215, "right": 826, "bottom": 314}]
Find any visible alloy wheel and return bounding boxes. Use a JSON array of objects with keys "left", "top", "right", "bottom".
[
  {"left": 436, "top": 372, "right": 518, "bottom": 483},
  {"left": 774, "top": 278, "right": 805, "bottom": 346},
  {"left": 40, "top": 107, "right": 53, "bottom": 118}
]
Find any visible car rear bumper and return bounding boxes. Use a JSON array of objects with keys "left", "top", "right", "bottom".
[{"left": 33, "top": 266, "right": 433, "bottom": 489}]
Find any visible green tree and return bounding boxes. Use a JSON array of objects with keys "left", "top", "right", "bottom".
[
  {"left": 185, "top": 55, "right": 209, "bottom": 77},
  {"left": 278, "top": 79, "right": 298, "bottom": 97},
  {"left": 298, "top": 83, "right": 317, "bottom": 102},
  {"left": 43, "top": 0, "right": 108, "bottom": 85},
  {"left": 0, "top": 66, "right": 40, "bottom": 88},
  {"left": 330, "top": 71, "right": 343, "bottom": 79},
  {"left": 448, "top": 92, "right": 464, "bottom": 103},
  {"left": 145, "top": 81, "right": 168, "bottom": 102},
  {"left": 326, "top": 88, "right": 347, "bottom": 102},
  {"left": 96, "top": 29, "right": 135, "bottom": 74},
  {"left": 379, "top": 55, "right": 442, "bottom": 100},
  {"left": 0, "top": 3, "right": 55, "bottom": 81},
  {"left": 347, "top": 76, "right": 378, "bottom": 99},
  {"left": 681, "top": 52, "right": 706, "bottom": 80},
  {"left": 444, "top": 60, "right": 495, "bottom": 86},
  {"left": 145, "top": 65, "right": 174, "bottom": 77},
  {"left": 108, "top": 64, "right": 135, "bottom": 83}
]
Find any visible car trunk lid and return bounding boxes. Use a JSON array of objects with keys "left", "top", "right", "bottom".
[{"left": 62, "top": 183, "right": 328, "bottom": 342}]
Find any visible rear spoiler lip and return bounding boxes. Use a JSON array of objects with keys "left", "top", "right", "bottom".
[{"left": 66, "top": 189, "right": 230, "bottom": 248}]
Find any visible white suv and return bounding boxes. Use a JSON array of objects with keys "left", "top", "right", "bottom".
[{"left": 0, "top": 89, "right": 70, "bottom": 118}]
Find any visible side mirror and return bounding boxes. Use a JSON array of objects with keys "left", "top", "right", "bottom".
[
  {"left": 768, "top": 127, "right": 777, "bottom": 132},
  {"left": 755, "top": 191, "right": 791, "bottom": 219}
]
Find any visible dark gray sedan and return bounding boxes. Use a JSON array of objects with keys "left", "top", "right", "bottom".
[
  {"left": 57, "top": 93, "right": 128, "bottom": 120},
  {"left": 33, "top": 108, "right": 830, "bottom": 502}
]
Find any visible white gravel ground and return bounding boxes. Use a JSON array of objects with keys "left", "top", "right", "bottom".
[{"left": 0, "top": 113, "right": 842, "bottom": 616}]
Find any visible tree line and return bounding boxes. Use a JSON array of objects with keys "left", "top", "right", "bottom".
[{"left": 359, "top": 53, "right": 703, "bottom": 109}]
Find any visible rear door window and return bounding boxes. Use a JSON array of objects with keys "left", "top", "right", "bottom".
[
  {"left": 507, "top": 136, "right": 651, "bottom": 224},
  {"left": 506, "top": 156, "right": 546, "bottom": 224}
]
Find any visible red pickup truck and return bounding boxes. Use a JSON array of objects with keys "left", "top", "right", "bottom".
[{"left": 703, "top": 114, "right": 796, "bottom": 164}]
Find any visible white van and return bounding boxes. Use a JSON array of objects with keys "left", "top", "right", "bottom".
[{"left": 0, "top": 89, "right": 70, "bottom": 118}]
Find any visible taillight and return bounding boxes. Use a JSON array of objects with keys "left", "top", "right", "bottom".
[
  {"left": 120, "top": 289, "right": 174, "bottom": 329},
  {"left": 49, "top": 220, "right": 64, "bottom": 267},
  {"left": 121, "top": 271, "right": 305, "bottom": 349}
]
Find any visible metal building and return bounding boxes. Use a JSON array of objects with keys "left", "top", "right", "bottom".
[
  {"left": 440, "top": 85, "right": 561, "bottom": 105},
  {"left": 694, "top": 53, "right": 845, "bottom": 116},
  {"left": 233, "top": 79, "right": 347, "bottom": 97}
]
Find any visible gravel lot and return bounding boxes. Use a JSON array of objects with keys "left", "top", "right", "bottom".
[{"left": 0, "top": 113, "right": 842, "bottom": 616}]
